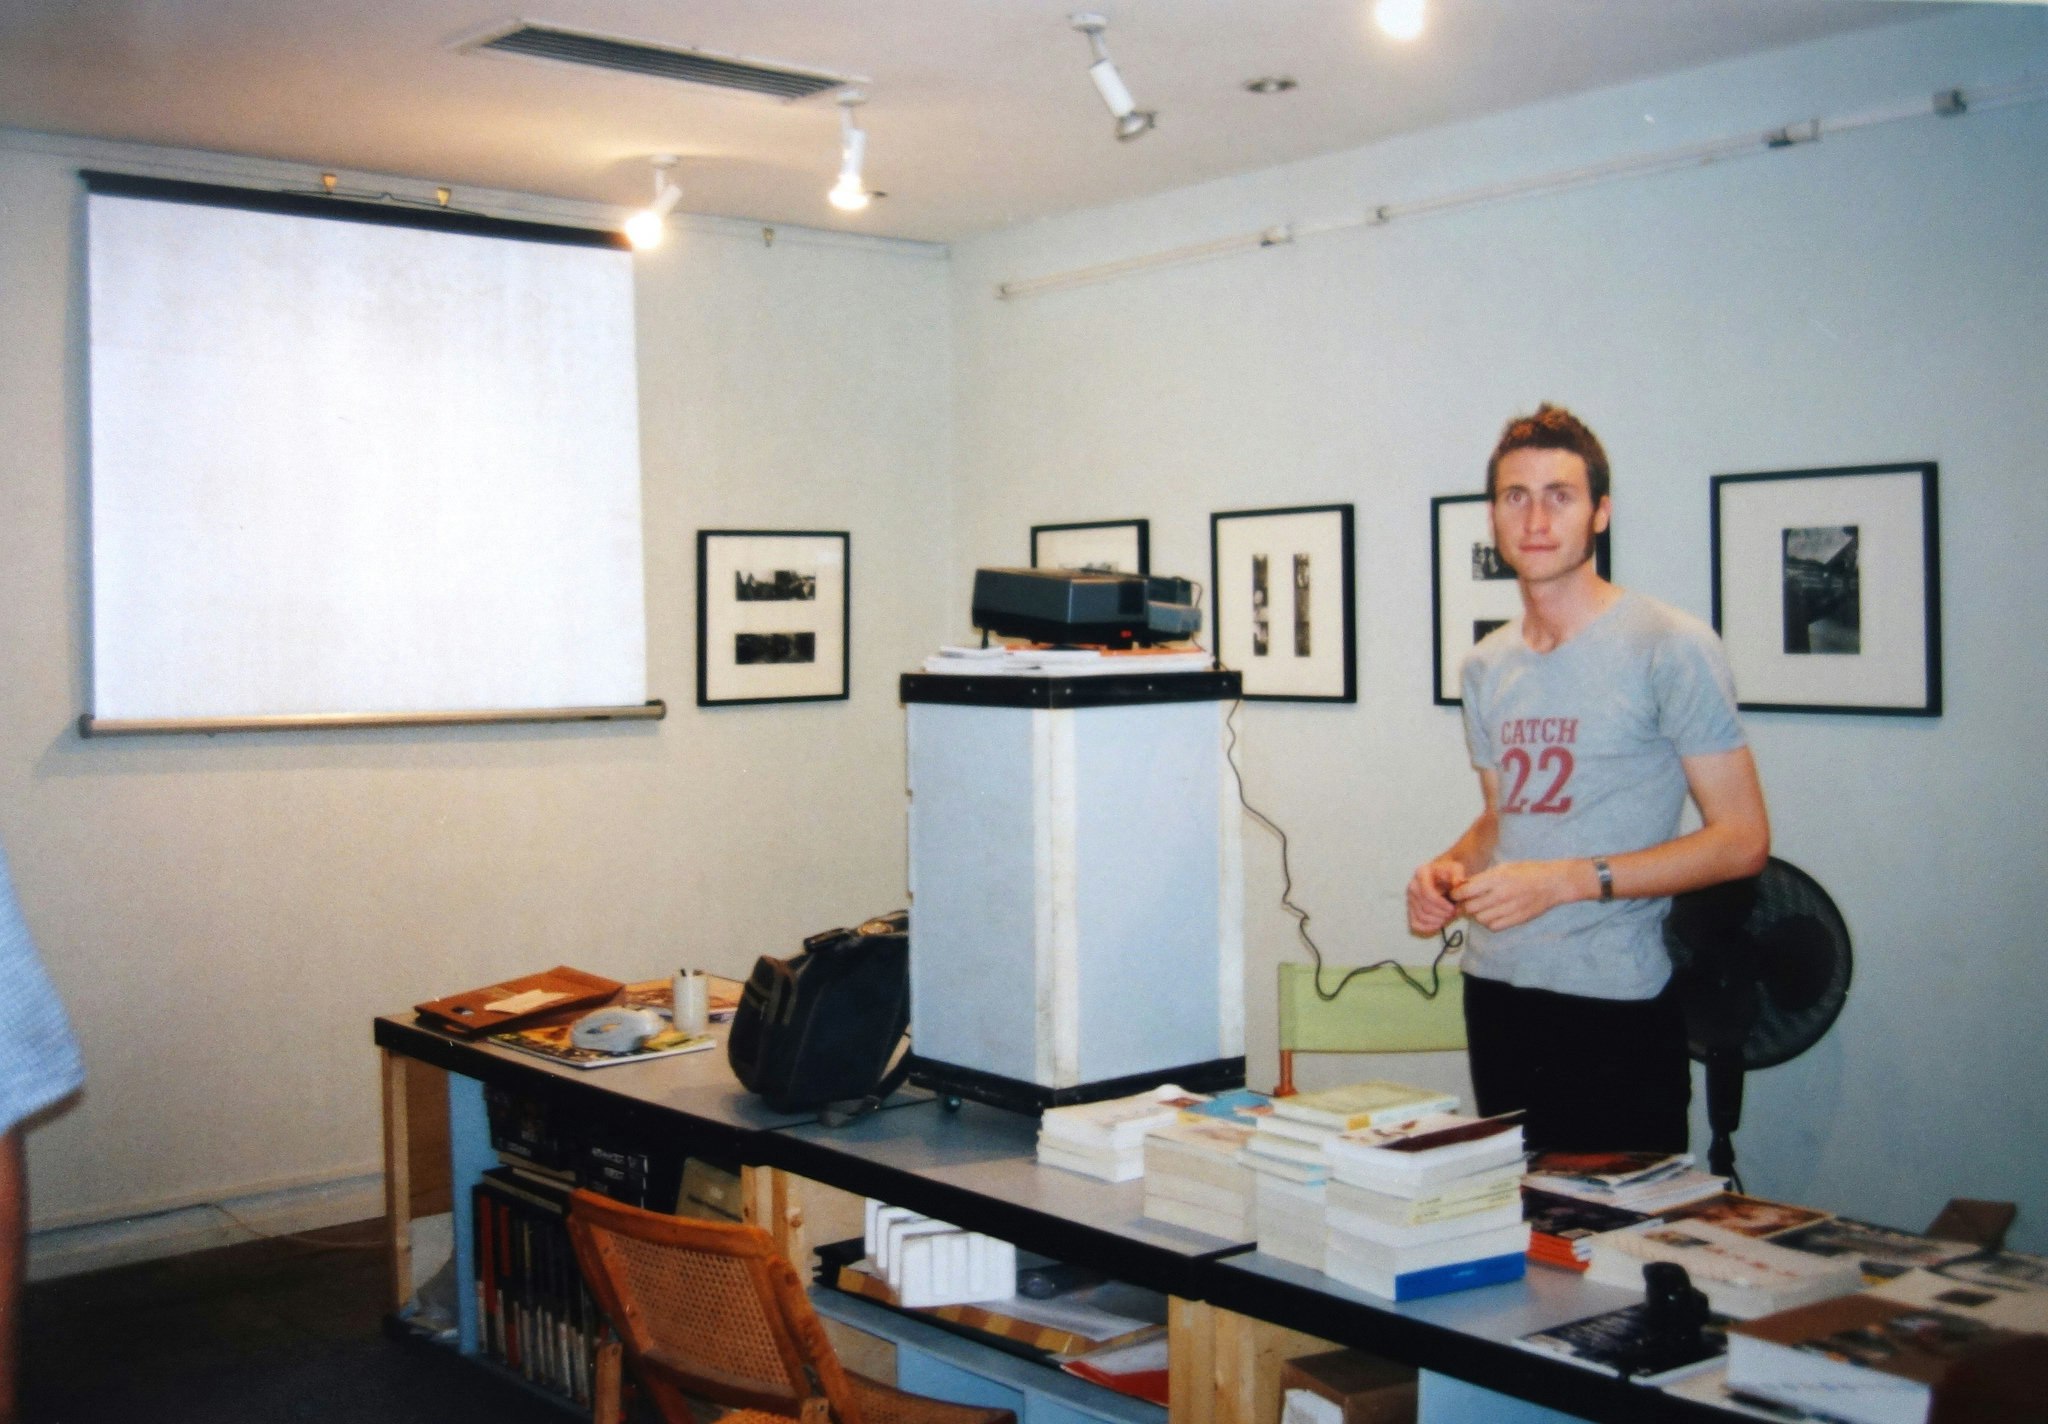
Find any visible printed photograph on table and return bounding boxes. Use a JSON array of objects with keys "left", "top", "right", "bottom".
[
  {"left": 696, "top": 530, "right": 849, "bottom": 706},
  {"left": 1210, "top": 504, "right": 1355, "bottom": 701},
  {"left": 1432, "top": 492, "right": 1611, "bottom": 706},
  {"left": 1710, "top": 464, "right": 1940, "bottom": 716},
  {"left": 1030, "top": 519, "right": 1149, "bottom": 574}
]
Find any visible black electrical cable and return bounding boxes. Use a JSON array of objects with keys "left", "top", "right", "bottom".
[{"left": 1220, "top": 692, "right": 1460, "bottom": 1001}]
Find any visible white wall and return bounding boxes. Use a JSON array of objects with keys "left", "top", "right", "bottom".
[
  {"left": 0, "top": 138, "right": 955, "bottom": 1233},
  {"left": 946, "top": 9, "right": 2048, "bottom": 1247}
]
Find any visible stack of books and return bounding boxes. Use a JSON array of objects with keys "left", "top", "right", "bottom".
[
  {"left": 1037, "top": 1084, "right": 1207, "bottom": 1182},
  {"left": 1585, "top": 1219, "right": 1864, "bottom": 1318},
  {"left": 1141, "top": 1117, "right": 1257, "bottom": 1241},
  {"left": 1524, "top": 1179, "right": 1841, "bottom": 1275},
  {"left": 864, "top": 1202, "right": 1016, "bottom": 1308},
  {"left": 1320, "top": 1112, "right": 1530, "bottom": 1302},
  {"left": 1521, "top": 1188, "right": 1651, "bottom": 1272},
  {"left": 1521, "top": 1150, "right": 1727, "bottom": 1215},
  {"left": 1238, "top": 1082, "right": 1458, "bottom": 1272}
]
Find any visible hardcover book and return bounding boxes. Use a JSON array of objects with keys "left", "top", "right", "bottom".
[
  {"left": 1727, "top": 1292, "right": 2048, "bottom": 1424},
  {"left": 1515, "top": 1300, "right": 1731, "bottom": 1384},
  {"left": 1660, "top": 1192, "right": 1833, "bottom": 1240}
]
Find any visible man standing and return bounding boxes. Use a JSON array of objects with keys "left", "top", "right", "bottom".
[{"left": 1407, "top": 405, "right": 1768, "bottom": 1153}]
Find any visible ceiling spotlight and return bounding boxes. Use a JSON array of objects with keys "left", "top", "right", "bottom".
[
  {"left": 1244, "top": 76, "right": 1298, "bottom": 95},
  {"left": 623, "top": 155, "right": 681, "bottom": 251},
  {"left": 829, "top": 90, "right": 871, "bottom": 212},
  {"left": 1070, "top": 12, "right": 1156, "bottom": 142},
  {"left": 1373, "top": 0, "right": 1427, "bottom": 42}
]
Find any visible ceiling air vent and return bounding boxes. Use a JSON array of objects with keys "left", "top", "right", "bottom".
[{"left": 472, "top": 23, "right": 849, "bottom": 100}]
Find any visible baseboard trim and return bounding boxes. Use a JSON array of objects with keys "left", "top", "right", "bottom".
[{"left": 27, "top": 1171, "right": 386, "bottom": 1282}]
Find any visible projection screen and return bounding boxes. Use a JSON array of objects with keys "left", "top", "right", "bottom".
[{"left": 84, "top": 173, "right": 648, "bottom": 728}]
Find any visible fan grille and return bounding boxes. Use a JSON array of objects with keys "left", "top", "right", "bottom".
[{"left": 1669, "top": 857, "right": 1852, "bottom": 1070}]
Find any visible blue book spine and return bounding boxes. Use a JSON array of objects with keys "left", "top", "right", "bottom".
[
  {"left": 1391, "top": 1250, "right": 1527, "bottom": 1301},
  {"left": 1184, "top": 1088, "right": 1274, "bottom": 1121}
]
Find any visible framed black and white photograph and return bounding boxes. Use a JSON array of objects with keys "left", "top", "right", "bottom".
[
  {"left": 696, "top": 530, "right": 849, "bottom": 706},
  {"left": 1030, "top": 519, "right": 1149, "bottom": 574},
  {"left": 1210, "top": 504, "right": 1355, "bottom": 701},
  {"left": 1711, "top": 463, "right": 1940, "bottom": 716},
  {"left": 1430, "top": 493, "right": 1612, "bottom": 706}
]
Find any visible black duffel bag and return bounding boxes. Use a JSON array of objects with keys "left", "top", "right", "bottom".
[{"left": 727, "top": 910, "right": 912, "bottom": 1121}]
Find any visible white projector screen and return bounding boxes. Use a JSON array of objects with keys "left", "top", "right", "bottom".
[{"left": 84, "top": 174, "right": 648, "bottom": 724}]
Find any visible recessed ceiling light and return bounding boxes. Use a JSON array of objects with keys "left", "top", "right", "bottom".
[
  {"left": 1374, "top": 0, "right": 1427, "bottom": 43},
  {"left": 1244, "top": 77, "right": 1297, "bottom": 95}
]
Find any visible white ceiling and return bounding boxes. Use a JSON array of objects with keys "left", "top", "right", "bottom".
[{"left": 0, "top": 1, "right": 1987, "bottom": 243}]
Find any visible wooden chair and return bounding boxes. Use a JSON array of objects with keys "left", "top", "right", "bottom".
[{"left": 566, "top": 1188, "right": 1018, "bottom": 1424}]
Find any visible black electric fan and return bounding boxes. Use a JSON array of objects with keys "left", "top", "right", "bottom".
[{"left": 1663, "top": 857, "right": 1852, "bottom": 1189}]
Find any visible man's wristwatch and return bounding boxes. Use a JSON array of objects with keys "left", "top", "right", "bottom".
[{"left": 1592, "top": 856, "right": 1614, "bottom": 902}]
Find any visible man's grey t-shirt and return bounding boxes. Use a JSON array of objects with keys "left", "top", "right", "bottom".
[{"left": 1459, "top": 590, "right": 1746, "bottom": 1000}]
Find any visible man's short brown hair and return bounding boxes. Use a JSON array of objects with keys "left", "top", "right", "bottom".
[{"left": 1486, "top": 403, "right": 1610, "bottom": 505}]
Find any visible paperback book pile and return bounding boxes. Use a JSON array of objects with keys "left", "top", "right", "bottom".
[
  {"left": 1869, "top": 1250, "right": 2048, "bottom": 1333},
  {"left": 1320, "top": 1112, "right": 1530, "bottom": 1302},
  {"left": 1586, "top": 1219, "right": 1864, "bottom": 1319},
  {"left": 1238, "top": 1082, "right": 1455, "bottom": 1271},
  {"left": 864, "top": 1202, "right": 1017, "bottom": 1308},
  {"left": 1659, "top": 1192, "right": 1834, "bottom": 1240},
  {"left": 1037, "top": 1084, "right": 1208, "bottom": 1183},
  {"left": 1522, "top": 1150, "right": 1728, "bottom": 1215},
  {"left": 1141, "top": 1118, "right": 1257, "bottom": 1241},
  {"left": 1727, "top": 1288, "right": 2048, "bottom": 1424},
  {"left": 1521, "top": 1188, "right": 1650, "bottom": 1271},
  {"left": 1772, "top": 1217, "right": 1982, "bottom": 1285}
]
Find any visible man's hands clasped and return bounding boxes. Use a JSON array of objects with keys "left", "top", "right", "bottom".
[{"left": 1407, "top": 856, "right": 1589, "bottom": 934}]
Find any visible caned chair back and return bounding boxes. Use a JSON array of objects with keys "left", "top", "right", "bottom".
[{"left": 566, "top": 1188, "right": 863, "bottom": 1424}]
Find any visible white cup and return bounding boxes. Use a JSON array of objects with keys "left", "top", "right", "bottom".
[{"left": 672, "top": 969, "right": 709, "bottom": 1035}]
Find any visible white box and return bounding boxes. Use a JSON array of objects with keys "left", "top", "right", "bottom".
[{"left": 904, "top": 676, "right": 1244, "bottom": 1100}]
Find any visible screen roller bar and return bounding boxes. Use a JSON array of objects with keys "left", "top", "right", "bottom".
[{"left": 78, "top": 701, "right": 667, "bottom": 738}]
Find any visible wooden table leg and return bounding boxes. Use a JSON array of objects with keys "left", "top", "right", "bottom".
[
  {"left": 380, "top": 1047, "right": 416, "bottom": 1316},
  {"left": 1169, "top": 1296, "right": 1216, "bottom": 1424}
]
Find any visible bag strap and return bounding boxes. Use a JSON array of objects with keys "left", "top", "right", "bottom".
[{"left": 814, "top": 1037, "right": 914, "bottom": 1129}]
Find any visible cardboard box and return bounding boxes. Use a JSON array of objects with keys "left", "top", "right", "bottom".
[{"left": 1279, "top": 1349, "right": 1417, "bottom": 1424}]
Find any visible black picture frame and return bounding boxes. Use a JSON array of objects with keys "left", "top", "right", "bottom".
[
  {"left": 1029, "top": 519, "right": 1150, "bottom": 574},
  {"left": 696, "top": 530, "right": 851, "bottom": 707},
  {"left": 1710, "top": 463, "right": 1940, "bottom": 716},
  {"left": 1209, "top": 504, "right": 1356, "bottom": 702},
  {"left": 1430, "top": 493, "right": 1612, "bottom": 706}
]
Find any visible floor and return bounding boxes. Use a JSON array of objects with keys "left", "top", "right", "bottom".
[{"left": 21, "top": 1217, "right": 587, "bottom": 1424}]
